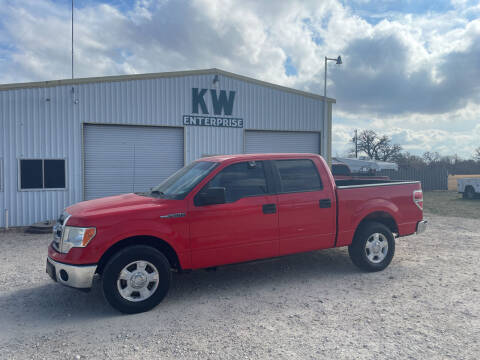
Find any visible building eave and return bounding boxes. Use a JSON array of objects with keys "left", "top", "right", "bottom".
[{"left": 0, "top": 68, "right": 336, "bottom": 103}]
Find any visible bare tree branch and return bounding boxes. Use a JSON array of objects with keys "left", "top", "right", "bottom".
[
  {"left": 474, "top": 147, "right": 480, "bottom": 162},
  {"left": 350, "top": 130, "right": 402, "bottom": 161}
]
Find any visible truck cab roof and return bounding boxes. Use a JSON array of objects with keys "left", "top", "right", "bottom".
[{"left": 200, "top": 153, "right": 322, "bottom": 163}]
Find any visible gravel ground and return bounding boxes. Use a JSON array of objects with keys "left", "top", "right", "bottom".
[{"left": 0, "top": 214, "right": 479, "bottom": 360}]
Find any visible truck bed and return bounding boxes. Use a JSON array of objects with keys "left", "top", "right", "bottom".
[{"left": 334, "top": 180, "right": 423, "bottom": 247}]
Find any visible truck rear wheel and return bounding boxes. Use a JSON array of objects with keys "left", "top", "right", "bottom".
[
  {"left": 348, "top": 222, "right": 395, "bottom": 272},
  {"left": 102, "top": 245, "right": 171, "bottom": 314}
]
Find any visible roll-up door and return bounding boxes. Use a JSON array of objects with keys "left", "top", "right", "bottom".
[{"left": 84, "top": 124, "right": 183, "bottom": 200}]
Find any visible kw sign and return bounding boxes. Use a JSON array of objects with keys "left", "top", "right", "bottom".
[{"left": 183, "top": 88, "right": 244, "bottom": 128}]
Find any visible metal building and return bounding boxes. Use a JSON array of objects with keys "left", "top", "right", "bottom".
[{"left": 0, "top": 68, "right": 336, "bottom": 227}]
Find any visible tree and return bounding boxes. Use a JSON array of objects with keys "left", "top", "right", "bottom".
[
  {"left": 422, "top": 151, "right": 441, "bottom": 164},
  {"left": 351, "top": 130, "right": 402, "bottom": 161},
  {"left": 474, "top": 147, "right": 480, "bottom": 162},
  {"left": 396, "top": 152, "right": 426, "bottom": 168}
]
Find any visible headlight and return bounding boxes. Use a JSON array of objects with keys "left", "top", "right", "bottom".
[{"left": 61, "top": 226, "right": 96, "bottom": 253}]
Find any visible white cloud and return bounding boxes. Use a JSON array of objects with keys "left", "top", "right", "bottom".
[{"left": 0, "top": 0, "right": 479, "bottom": 157}]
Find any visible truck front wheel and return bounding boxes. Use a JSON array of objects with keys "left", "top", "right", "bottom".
[
  {"left": 102, "top": 245, "right": 171, "bottom": 314},
  {"left": 348, "top": 222, "right": 395, "bottom": 272}
]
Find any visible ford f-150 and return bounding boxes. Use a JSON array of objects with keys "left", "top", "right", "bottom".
[{"left": 47, "top": 153, "right": 427, "bottom": 313}]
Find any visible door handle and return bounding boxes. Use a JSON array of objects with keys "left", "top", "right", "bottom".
[
  {"left": 319, "top": 199, "right": 332, "bottom": 208},
  {"left": 262, "top": 203, "right": 276, "bottom": 214}
]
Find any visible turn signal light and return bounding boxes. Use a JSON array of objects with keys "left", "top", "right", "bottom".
[{"left": 83, "top": 228, "right": 97, "bottom": 246}]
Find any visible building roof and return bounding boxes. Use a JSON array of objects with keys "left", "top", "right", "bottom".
[{"left": 0, "top": 68, "right": 336, "bottom": 102}]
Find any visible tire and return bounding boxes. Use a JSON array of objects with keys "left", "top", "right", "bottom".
[
  {"left": 102, "top": 245, "right": 171, "bottom": 314},
  {"left": 463, "top": 186, "right": 476, "bottom": 200},
  {"left": 348, "top": 222, "right": 395, "bottom": 272}
]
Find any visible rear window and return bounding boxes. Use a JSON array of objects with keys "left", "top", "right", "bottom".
[
  {"left": 332, "top": 164, "right": 351, "bottom": 176},
  {"left": 274, "top": 159, "right": 322, "bottom": 193}
]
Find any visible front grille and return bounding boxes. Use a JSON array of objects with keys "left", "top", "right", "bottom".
[{"left": 52, "top": 211, "right": 70, "bottom": 252}]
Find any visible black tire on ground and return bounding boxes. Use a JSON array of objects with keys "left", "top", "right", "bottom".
[
  {"left": 102, "top": 245, "right": 171, "bottom": 314},
  {"left": 348, "top": 222, "right": 395, "bottom": 272},
  {"left": 463, "top": 186, "right": 476, "bottom": 200}
]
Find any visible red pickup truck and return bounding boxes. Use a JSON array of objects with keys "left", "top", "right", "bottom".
[{"left": 47, "top": 153, "right": 427, "bottom": 313}]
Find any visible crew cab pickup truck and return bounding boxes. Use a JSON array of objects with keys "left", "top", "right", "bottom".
[{"left": 47, "top": 153, "right": 427, "bottom": 313}]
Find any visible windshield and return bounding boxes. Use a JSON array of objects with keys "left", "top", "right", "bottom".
[{"left": 149, "top": 161, "right": 218, "bottom": 199}]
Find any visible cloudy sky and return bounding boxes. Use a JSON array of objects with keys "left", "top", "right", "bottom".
[{"left": 0, "top": 0, "right": 479, "bottom": 158}]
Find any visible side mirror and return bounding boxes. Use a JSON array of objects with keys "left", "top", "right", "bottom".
[{"left": 195, "top": 187, "right": 226, "bottom": 206}]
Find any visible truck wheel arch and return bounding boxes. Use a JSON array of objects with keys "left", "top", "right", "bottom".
[
  {"left": 354, "top": 211, "right": 399, "bottom": 239},
  {"left": 95, "top": 236, "right": 181, "bottom": 275}
]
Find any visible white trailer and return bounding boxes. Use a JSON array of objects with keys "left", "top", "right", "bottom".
[{"left": 457, "top": 178, "right": 480, "bottom": 199}]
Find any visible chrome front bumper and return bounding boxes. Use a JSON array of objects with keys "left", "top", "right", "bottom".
[
  {"left": 416, "top": 220, "right": 428, "bottom": 234},
  {"left": 46, "top": 257, "right": 97, "bottom": 289}
]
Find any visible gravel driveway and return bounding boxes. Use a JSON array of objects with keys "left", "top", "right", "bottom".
[{"left": 0, "top": 214, "right": 479, "bottom": 360}]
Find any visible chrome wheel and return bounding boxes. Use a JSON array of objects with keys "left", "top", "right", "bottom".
[
  {"left": 365, "top": 233, "right": 389, "bottom": 263},
  {"left": 117, "top": 260, "right": 159, "bottom": 302}
]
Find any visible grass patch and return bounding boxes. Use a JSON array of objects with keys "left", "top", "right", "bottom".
[{"left": 423, "top": 191, "right": 480, "bottom": 219}]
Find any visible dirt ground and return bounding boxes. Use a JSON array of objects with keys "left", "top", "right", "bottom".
[
  {"left": 424, "top": 191, "right": 480, "bottom": 219},
  {"left": 0, "top": 214, "right": 479, "bottom": 360}
]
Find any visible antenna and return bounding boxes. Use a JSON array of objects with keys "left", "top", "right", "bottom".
[{"left": 71, "top": 0, "right": 74, "bottom": 79}]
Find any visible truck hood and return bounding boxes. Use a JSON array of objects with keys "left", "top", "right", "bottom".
[{"left": 66, "top": 193, "right": 176, "bottom": 219}]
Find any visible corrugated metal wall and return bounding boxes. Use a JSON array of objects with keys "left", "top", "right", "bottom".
[
  {"left": 0, "top": 85, "right": 81, "bottom": 227},
  {"left": 245, "top": 130, "right": 320, "bottom": 154},
  {"left": 378, "top": 167, "right": 448, "bottom": 191},
  {"left": 0, "top": 72, "right": 328, "bottom": 227}
]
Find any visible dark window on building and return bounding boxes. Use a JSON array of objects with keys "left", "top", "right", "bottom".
[
  {"left": 204, "top": 161, "right": 268, "bottom": 202},
  {"left": 44, "top": 160, "right": 66, "bottom": 188},
  {"left": 274, "top": 159, "right": 322, "bottom": 193},
  {"left": 20, "top": 160, "right": 43, "bottom": 189},
  {"left": 20, "top": 159, "right": 66, "bottom": 190}
]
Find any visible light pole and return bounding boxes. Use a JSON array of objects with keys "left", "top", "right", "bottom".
[
  {"left": 323, "top": 55, "right": 342, "bottom": 165},
  {"left": 354, "top": 129, "right": 358, "bottom": 158},
  {"left": 72, "top": 0, "right": 74, "bottom": 79}
]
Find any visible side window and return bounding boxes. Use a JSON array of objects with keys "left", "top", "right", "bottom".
[
  {"left": 275, "top": 159, "right": 322, "bottom": 193},
  {"left": 204, "top": 161, "right": 268, "bottom": 202},
  {"left": 20, "top": 159, "right": 66, "bottom": 190}
]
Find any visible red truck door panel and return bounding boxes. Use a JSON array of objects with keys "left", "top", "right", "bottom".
[
  {"left": 273, "top": 159, "right": 336, "bottom": 255},
  {"left": 188, "top": 161, "right": 279, "bottom": 268}
]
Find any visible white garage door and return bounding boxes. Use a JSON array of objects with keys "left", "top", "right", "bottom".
[
  {"left": 245, "top": 131, "right": 321, "bottom": 154},
  {"left": 84, "top": 124, "right": 184, "bottom": 200}
]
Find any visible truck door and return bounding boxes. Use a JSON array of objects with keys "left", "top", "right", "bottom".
[
  {"left": 273, "top": 159, "right": 336, "bottom": 255},
  {"left": 188, "top": 160, "right": 279, "bottom": 268}
]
